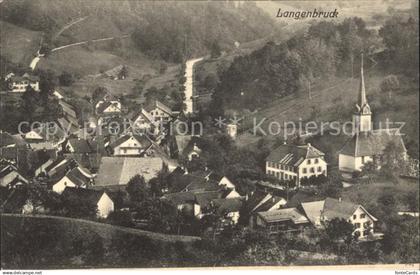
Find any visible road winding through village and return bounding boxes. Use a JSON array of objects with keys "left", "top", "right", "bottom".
[{"left": 184, "top": 57, "right": 204, "bottom": 114}]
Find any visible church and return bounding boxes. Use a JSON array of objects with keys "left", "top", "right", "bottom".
[{"left": 338, "top": 55, "right": 407, "bottom": 173}]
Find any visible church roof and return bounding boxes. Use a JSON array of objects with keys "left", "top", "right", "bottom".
[{"left": 339, "top": 128, "right": 406, "bottom": 157}]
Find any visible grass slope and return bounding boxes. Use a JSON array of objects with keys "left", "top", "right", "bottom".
[
  {"left": 1, "top": 214, "right": 200, "bottom": 269},
  {"left": 0, "top": 20, "right": 41, "bottom": 66}
]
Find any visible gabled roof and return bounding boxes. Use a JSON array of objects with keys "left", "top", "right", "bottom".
[
  {"left": 62, "top": 187, "right": 109, "bottom": 205},
  {"left": 67, "top": 138, "right": 96, "bottom": 154},
  {"left": 10, "top": 74, "right": 39, "bottom": 83},
  {"left": 322, "top": 197, "right": 360, "bottom": 221},
  {"left": 299, "top": 197, "right": 378, "bottom": 224},
  {"left": 59, "top": 100, "right": 77, "bottom": 119},
  {"left": 257, "top": 208, "right": 309, "bottom": 224},
  {"left": 57, "top": 117, "right": 79, "bottom": 133},
  {"left": 194, "top": 191, "right": 222, "bottom": 208},
  {"left": 211, "top": 198, "right": 243, "bottom": 214},
  {"left": 62, "top": 167, "right": 94, "bottom": 187},
  {"left": 131, "top": 109, "right": 157, "bottom": 126},
  {"left": 109, "top": 134, "right": 152, "bottom": 150},
  {"left": 95, "top": 157, "right": 163, "bottom": 186},
  {"left": 300, "top": 200, "right": 325, "bottom": 225},
  {"left": 96, "top": 100, "right": 121, "bottom": 115},
  {"left": 144, "top": 100, "right": 172, "bottom": 115},
  {"left": 162, "top": 190, "right": 222, "bottom": 209},
  {"left": 245, "top": 190, "right": 271, "bottom": 213},
  {"left": 174, "top": 135, "right": 193, "bottom": 154},
  {"left": 267, "top": 143, "right": 324, "bottom": 167},
  {"left": 162, "top": 192, "right": 196, "bottom": 206},
  {"left": 253, "top": 195, "right": 286, "bottom": 212},
  {"left": 24, "top": 123, "right": 66, "bottom": 142},
  {"left": 339, "top": 129, "right": 407, "bottom": 157},
  {"left": 0, "top": 132, "right": 21, "bottom": 148}
]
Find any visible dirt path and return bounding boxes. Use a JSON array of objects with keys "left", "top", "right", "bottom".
[{"left": 52, "top": 16, "right": 89, "bottom": 40}]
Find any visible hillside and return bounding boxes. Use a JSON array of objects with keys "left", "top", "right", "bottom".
[
  {"left": 1, "top": 214, "right": 201, "bottom": 269},
  {"left": 0, "top": 0, "right": 278, "bottom": 102},
  {"left": 0, "top": 0, "right": 277, "bottom": 63}
]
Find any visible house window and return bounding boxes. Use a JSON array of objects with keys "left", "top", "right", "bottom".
[
  {"left": 317, "top": 166, "right": 322, "bottom": 172},
  {"left": 310, "top": 168, "right": 315, "bottom": 173},
  {"left": 361, "top": 156, "right": 365, "bottom": 164},
  {"left": 315, "top": 158, "right": 319, "bottom": 164},
  {"left": 307, "top": 159, "right": 311, "bottom": 165},
  {"left": 353, "top": 215, "right": 356, "bottom": 220},
  {"left": 360, "top": 214, "right": 366, "bottom": 219},
  {"left": 303, "top": 168, "right": 307, "bottom": 174}
]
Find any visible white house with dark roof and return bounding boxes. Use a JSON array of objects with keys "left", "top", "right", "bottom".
[
  {"left": 144, "top": 100, "right": 173, "bottom": 123},
  {"left": 7, "top": 73, "right": 40, "bottom": 92},
  {"left": 130, "top": 108, "right": 159, "bottom": 134},
  {"left": 108, "top": 133, "right": 152, "bottom": 156},
  {"left": 52, "top": 166, "right": 94, "bottom": 194},
  {"left": 266, "top": 143, "right": 327, "bottom": 187},
  {"left": 62, "top": 187, "right": 114, "bottom": 218},
  {"left": 0, "top": 163, "right": 28, "bottom": 188},
  {"left": 339, "top": 55, "right": 407, "bottom": 172},
  {"left": 300, "top": 197, "right": 380, "bottom": 240},
  {"left": 95, "top": 100, "right": 122, "bottom": 116}
]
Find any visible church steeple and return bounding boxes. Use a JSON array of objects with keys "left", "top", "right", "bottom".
[
  {"left": 353, "top": 53, "right": 372, "bottom": 133},
  {"left": 356, "top": 53, "right": 371, "bottom": 115}
]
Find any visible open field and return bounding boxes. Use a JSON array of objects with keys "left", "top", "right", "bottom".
[
  {"left": 0, "top": 21, "right": 42, "bottom": 66},
  {"left": 1, "top": 214, "right": 200, "bottom": 269}
]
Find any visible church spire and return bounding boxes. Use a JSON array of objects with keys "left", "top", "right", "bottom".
[
  {"left": 353, "top": 53, "right": 372, "bottom": 133},
  {"left": 356, "top": 53, "right": 371, "bottom": 115},
  {"left": 359, "top": 53, "right": 367, "bottom": 107}
]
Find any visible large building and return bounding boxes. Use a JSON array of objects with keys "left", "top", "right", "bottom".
[
  {"left": 300, "top": 197, "right": 380, "bottom": 240},
  {"left": 266, "top": 143, "right": 327, "bottom": 187},
  {"left": 7, "top": 73, "right": 40, "bottom": 93},
  {"left": 338, "top": 55, "right": 407, "bottom": 172}
]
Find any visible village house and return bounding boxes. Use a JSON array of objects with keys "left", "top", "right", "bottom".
[
  {"left": 52, "top": 166, "right": 95, "bottom": 194},
  {"left": 7, "top": 73, "right": 40, "bottom": 93},
  {"left": 299, "top": 197, "right": 380, "bottom": 240},
  {"left": 103, "top": 65, "right": 127, "bottom": 80},
  {"left": 59, "top": 100, "right": 79, "bottom": 128},
  {"left": 62, "top": 187, "right": 115, "bottom": 218},
  {"left": 129, "top": 108, "right": 160, "bottom": 135},
  {"left": 144, "top": 100, "right": 173, "bottom": 123},
  {"left": 266, "top": 143, "right": 327, "bottom": 187},
  {"left": 211, "top": 197, "right": 243, "bottom": 225},
  {"left": 108, "top": 133, "right": 152, "bottom": 156},
  {"left": 253, "top": 207, "right": 310, "bottom": 235},
  {"left": 95, "top": 157, "right": 164, "bottom": 187},
  {"left": 338, "top": 55, "right": 407, "bottom": 173},
  {"left": 96, "top": 100, "right": 122, "bottom": 116},
  {"left": 22, "top": 122, "right": 67, "bottom": 150},
  {"left": 0, "top": 162, "right": 28, "bottom": 188}
]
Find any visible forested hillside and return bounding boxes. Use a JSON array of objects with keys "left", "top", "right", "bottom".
[
  {"left": 211, "top": 10, "right": 418, "bottom": 113},
  {"left": 0, "top": 0, "right": 276, "bottom": 63}
]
